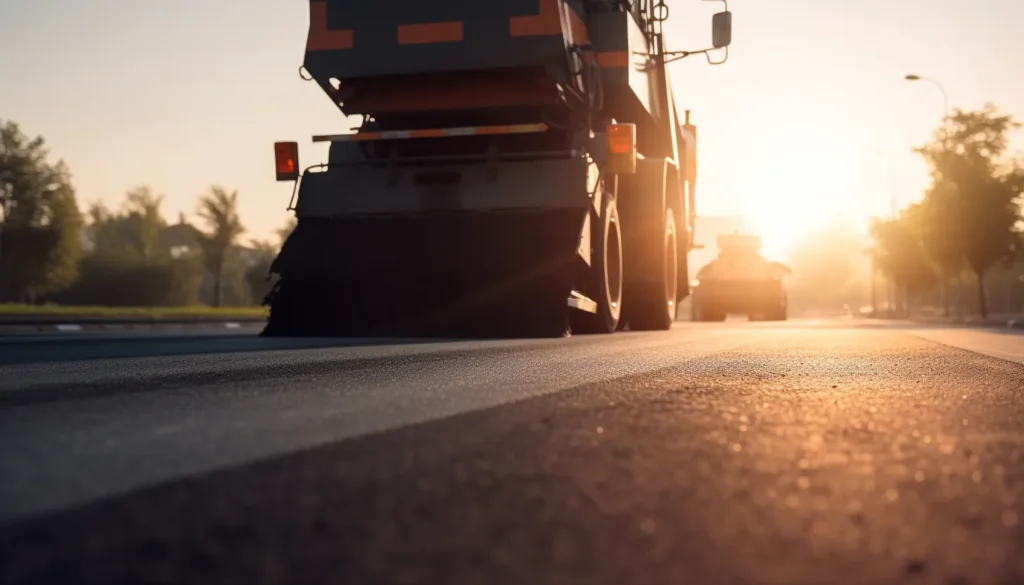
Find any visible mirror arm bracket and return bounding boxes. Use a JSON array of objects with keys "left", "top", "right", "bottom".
[
  {"left": 706, "top": 45, "right": 729, "bottom": 66},
  {"left": 646, "top": 0, "right": 731, "bottom": 69},
  {"left": 659, "top": 45, "right": 729, "bottom": 66},
  {"left": 705, "top": 0, "right": 729, "bottom": 12},
  {"left": 661, "top": 50, "right": 696, "bottom": 64}
]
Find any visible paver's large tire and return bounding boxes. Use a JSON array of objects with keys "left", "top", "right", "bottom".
[
  {"left": 625, "top": 209, "right": 679, "bottom": 331},
  {"left": 571, "top": 195, "right": 623, "bottom": 335}
]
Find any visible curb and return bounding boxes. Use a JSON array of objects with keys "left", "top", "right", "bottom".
[
  {"left": 905, "top": 317, "right": 1024, "bottom": 330},
  {"left": 0, "top": 321, "right": 264, "bottom": 335},
  {"left": 0, "top": 315, "right": 267, "bottom": 324}
]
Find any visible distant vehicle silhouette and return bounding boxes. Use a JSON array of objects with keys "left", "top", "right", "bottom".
[{"left": 690, "top": 233, "right": 790, "bottom": 321}]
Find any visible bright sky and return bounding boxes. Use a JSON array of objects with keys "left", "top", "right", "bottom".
[{"left": 2, "top": 0, "right": 1022, "bottom": 260}]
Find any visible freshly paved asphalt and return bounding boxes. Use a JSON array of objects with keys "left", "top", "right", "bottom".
[{"left": 0, "top": 319, "right": 1022, "bottom": 585}]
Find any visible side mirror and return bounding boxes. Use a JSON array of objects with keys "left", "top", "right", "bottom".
[{"left": 712, "top": 11, "right": 732, "bottom": 49}]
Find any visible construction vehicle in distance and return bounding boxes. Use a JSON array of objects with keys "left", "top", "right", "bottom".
[
  {"left": 265, "top": 0, "right": 733, "bottom": 338},
  {"left": 690, "top": 233, "right": 790, "bottom": 322}
]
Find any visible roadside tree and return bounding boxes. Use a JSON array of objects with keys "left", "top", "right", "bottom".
[
  {"left": 914, "top": 104, "right": 1024, "bottom": 318},
  {"left": 0, "top": 120, "right": 82, "bottom": 302}
]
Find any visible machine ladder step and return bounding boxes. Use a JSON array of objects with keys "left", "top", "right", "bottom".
[{"left": 568, "top": 290, "right": 598, "bottom": 314}]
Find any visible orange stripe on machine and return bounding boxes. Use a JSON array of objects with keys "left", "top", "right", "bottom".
[
  {"left": 306, "top": 1, "right": 353, "bottom": 51},
  {"left": 312, "top": 123, "right": 549, "bottom": 143},
  {"left": 398, "top": 21, "right": 464, "bottom": 45},
  {"left": 597, "top": 51, "right": 630, "bottom": 68},
  {"left": 510, "top": 0, "right": 563, "bottom": 37}
]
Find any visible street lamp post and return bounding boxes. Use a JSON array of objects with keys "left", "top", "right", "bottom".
[
  {"left": 904, "top": 74, "right": 950, "bottom": 127},
  {"left": 905, "top": 73, "right": 955, "bottom": 317},
  {"left": 905, "top": 73, "right": 953, "bottom": 166},
  {"left": 867, "top": 149, "right": 892, "bottom": 317}
]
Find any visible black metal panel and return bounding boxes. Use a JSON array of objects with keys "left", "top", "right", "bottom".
[
  {"left": 589, "top": 11, "right": 652, "bottom": 119},
  {"left": 305, "top": 0, "right": 572, "bottom": 82},
  {"left": 294, "top": 156, "right": 591, "bottom": 218},
  {"left": 324, "top": 0, "right": 541, "bottom": 25}
]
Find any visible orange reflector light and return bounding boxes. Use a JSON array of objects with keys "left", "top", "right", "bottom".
[
  {"left": 606, "top": 123, "right": 637, "bottom": 175},
  {"left": 274, "top": 142, "right": 299, "bottom": 182},
  {"left": 607, "top": 123, "right": 636, "bottom": 155}
]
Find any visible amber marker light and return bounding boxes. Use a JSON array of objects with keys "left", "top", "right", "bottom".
[
  {"left": 607, "top": 123, "right": 637, "bottom": 175},
  {"left": 274, "top": 142, "right": 299, "bottom": 182}
]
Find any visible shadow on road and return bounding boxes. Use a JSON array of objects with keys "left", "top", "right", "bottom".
[{"left": 0, "top": 333, "right": 459, "bottom": 366}]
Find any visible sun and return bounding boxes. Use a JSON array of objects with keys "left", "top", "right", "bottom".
[{"left": 738, "top": 129, "right": 871, "bottom": 263}]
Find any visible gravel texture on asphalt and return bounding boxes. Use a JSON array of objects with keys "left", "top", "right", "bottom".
[{"left": 1, "top": 323, "right": 1023, "bottom": 585}]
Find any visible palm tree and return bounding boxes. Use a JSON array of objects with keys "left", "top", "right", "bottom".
[{"left": 196, "top": 186, "right": 245, "bottom": 307}]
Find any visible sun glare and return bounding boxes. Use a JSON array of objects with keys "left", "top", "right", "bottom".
[{"left": 738, "top": 128, "right": 872, "bottom": 263}]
